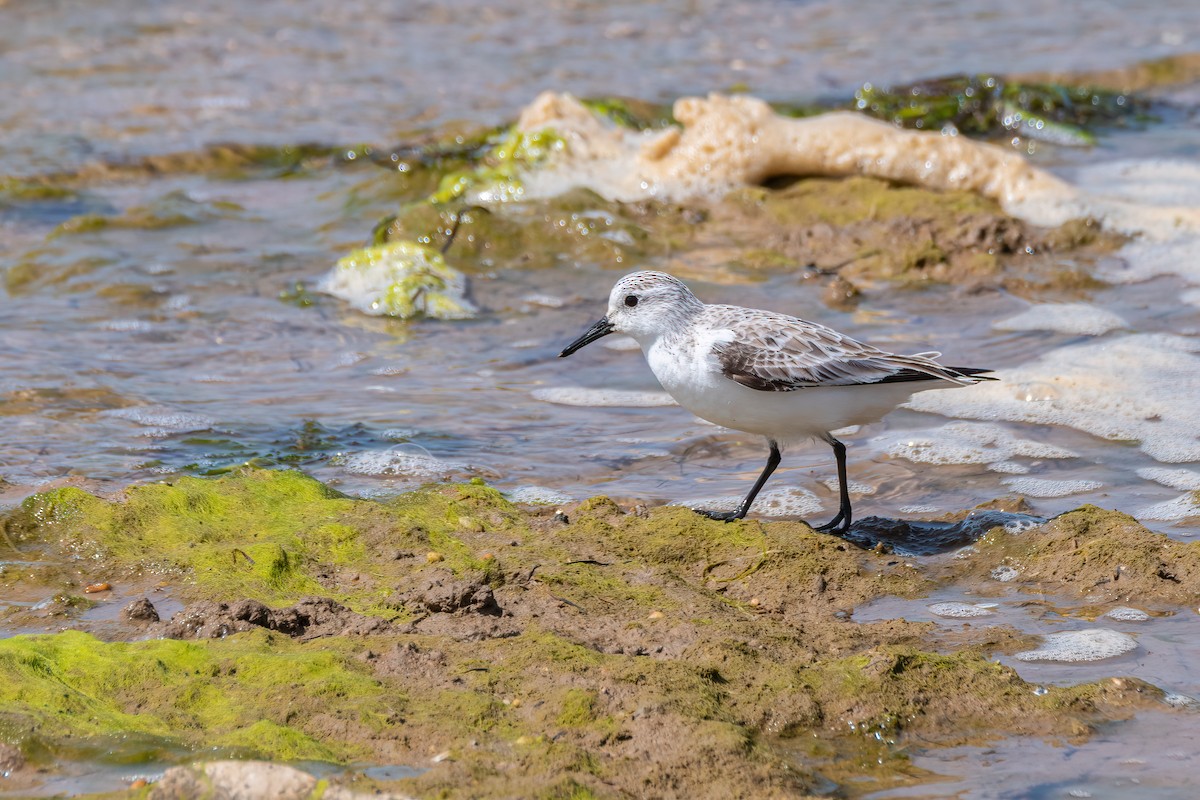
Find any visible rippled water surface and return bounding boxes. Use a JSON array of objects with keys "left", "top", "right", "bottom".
[{"left": 4, "top": 0, "right": 1200, "bottom": 795}]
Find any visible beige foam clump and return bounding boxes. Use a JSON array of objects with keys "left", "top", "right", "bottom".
[{"left": 515, "top": 91, "right": 1075, "bottom": 210}]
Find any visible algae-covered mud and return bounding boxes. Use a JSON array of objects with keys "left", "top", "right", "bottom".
[
  {"left": 4, "top": 0, "right": 1200, "bottom": 796},
  {"left": 0, "top": 469, "right": 1194, "bottom": 799}
]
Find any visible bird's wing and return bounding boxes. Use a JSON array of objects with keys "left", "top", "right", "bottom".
[{"left": 705, "top": 306, "right": 983, "bottom": 392}]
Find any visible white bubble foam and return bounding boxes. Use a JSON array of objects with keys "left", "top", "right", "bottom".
[
  {"left": 1104, "top": 607, "right": 1150, "bottom": 622},
  {"left": 1000, "top": 477, "right": 1103, "bottom": 498},
  {"left": 1012, "top": 159, "right": 1200, "bottom": 243},
  {"left": 506, "top": 485, "right": 574, "bottom": 505},
  {"left": 821, "top": 477, "right": 876, "bottom": 495},
  {"left": 1134, "top": 493, "right": 1200, "bottom": 522},
  {"left": 991, "top": 565, "right": 1019, "bottom": 582},
  {"left": 1163, "top": 693, "right": 1199, "bottom": 709},
  {"left": 907, "top": 334, "right": 1200, "bottom": 463},
  {"left": 522, "top": 293, "right": 567, "bottom": 309},
  {"left": 1003, "top": 518, "right": 1043, "bottom": 534},
  {"left": 340, "top": 449, "right": 466, "bottom": 478},
  {"left": 1014, "top": 629, "right": 1137, "bottom": 663},
  {"left": 993, "top": 304, "right": 1127, "bottom": 336},
  {"left": 1136, "top": 467, "right": 1200, "bottom": 491},
  {"left": 531, "top": 387, "right": 676, "bottom": 407},
  {"left": 101, "top": 319, "right": 154, "bottom": 332},
  {"left": 899, "top": 504, "right": 940, "bottom": 514},
  {"left": 106, "top": 406, "right": 214, "bottom": 432},
  {"left": 928, "top": 601, "right": 994, "bottom": 619},
  {"left": 877, "top": 421, "right": 1076, "bottom": 472},
  {"left": 1099, "top": 238, "right": 1200, "bottom": 286},
  {"left": 676, "top": 487, "right": 822, "bottom": 518}
]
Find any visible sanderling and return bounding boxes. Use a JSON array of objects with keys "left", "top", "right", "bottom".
[{"left": 559, "top": 271, "right": 994, "bottom": 532}]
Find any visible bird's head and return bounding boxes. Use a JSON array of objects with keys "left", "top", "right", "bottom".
[{"left": 559, "top": 271, "right": 702, "bottom": 356}]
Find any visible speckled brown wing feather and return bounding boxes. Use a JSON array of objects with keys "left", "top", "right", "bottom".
[{"left": 705, "top": 306, "right": 982, "bottom": 392}]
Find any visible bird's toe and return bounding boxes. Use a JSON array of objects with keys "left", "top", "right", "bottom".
[{"left": 693, "top": 508, "right": 741, "bottom": 522}]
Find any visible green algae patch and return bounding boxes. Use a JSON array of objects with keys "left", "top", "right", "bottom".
[
  {"left": 429, "top": 127, "right": 564, "bottom": 205},
  {"left": 9, "top": 469, "right": 401, "bottom": 610},
  {"left": 49, "top": 191, "right": 245, "bottom": 238},
  {"left": 851, "top": 74, "right": 1153, "bottom": 145},
  {"left": 0, "top": 176, "right": 78, "bottom": 202},
  {"left": 0, "top": 629, "right": 391, "bottom": 765},
  {"left": 949, "top": 505, "right": 1200, "bottom": 607},
  {"left": 4, "top": 471, "right": 525, "bottom": 615}
]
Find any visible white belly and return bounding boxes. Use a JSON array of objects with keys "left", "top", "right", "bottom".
[{"left": 644, "top": 336, "right": 960, "bottom": 441}]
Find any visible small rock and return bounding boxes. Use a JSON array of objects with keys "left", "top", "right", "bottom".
[
  {"left": 123, "top": 598, "right": 160, "bottom": 623},
  {"left": 822, "top": 275, "right": 861, "bottom": 311},
  {"left": 84, "top": 582, "right": 111, "bottom": 593},
  {"left": 417, "top": 575, "right": 502, "bottom": 616}
]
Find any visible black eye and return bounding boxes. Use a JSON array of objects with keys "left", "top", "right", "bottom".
[{"left": 624, "top": 295, "right": 639, "bottom": 307}]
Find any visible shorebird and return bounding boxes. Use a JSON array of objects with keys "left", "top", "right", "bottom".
[{"left": 559, "top": 271, "right": 993, "bottom": 533}]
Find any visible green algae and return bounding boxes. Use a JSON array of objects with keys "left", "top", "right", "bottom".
[
  {"left": 0, "top": 629, "right": 387, "bottom": 764},
  {"left": 11, "top": 470, "right": 398, "bottom": 610},
  {"left": 0, "top": 176, "right": 78, "bottom": 202},
  {"left": 851, "top": 74, "right": 1154, "bottom": 144},
  {"left": 579, "top": 96, "right": 674, "bottom": 130},
  {"left": 321, "top": 240, "right": 477, "bottom": 319},
  {"left": 429, "top": 127, "right": 564, "bottom": 206},
  {"left": 49, "top": 191, "right": 245, "bottom": 238}
]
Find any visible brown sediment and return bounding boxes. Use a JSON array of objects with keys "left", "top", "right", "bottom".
[
  {"left": 712, "top": 177, "right": 1124, "bottom": 297},
  {"left": 942, "top": 505, "right": 1200, "bottom": 607},
  {"left": 1016, "top": 52, "right": 1200, "bottom": 93}
]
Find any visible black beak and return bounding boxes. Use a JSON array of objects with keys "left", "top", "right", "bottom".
[{"left": 559, "top": 317, "right": 615, "bottom": 357}]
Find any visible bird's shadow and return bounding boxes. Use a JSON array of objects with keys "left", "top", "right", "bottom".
[{"left": 835, "top": 510, "right": 1046, "bottom": 556}]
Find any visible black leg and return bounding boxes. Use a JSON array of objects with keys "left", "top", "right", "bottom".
[
  {"left": 695, "top": 441, "right": 781, "bottom": 522},
  {"left": 815, "top": 437, "right": 852, "bottom": 533}
]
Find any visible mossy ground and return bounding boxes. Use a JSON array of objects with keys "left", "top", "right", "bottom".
[{"left": 0, "top": 470, "right": 1182, "bottom": 798}]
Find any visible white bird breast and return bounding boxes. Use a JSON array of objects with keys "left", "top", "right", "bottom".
[{"left": 644, "top": 330, "right": 951, "bottom": 441}]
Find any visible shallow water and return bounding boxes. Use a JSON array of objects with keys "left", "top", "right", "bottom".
[
  {"left": 4, "top": 0, "right": 1200, "bottom": 795},
  {"left": 857, "top": 587, "right": 1200, "bottom": 798}
]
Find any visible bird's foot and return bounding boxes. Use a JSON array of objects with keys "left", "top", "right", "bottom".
[
  {"left": 815, "top": 513, "right": 850, "bottom": 534},
  {"left": 693, "top": 508, "right": 744, "bottom": 523}
]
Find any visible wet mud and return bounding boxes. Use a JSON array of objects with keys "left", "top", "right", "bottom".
[{"left": 0, "top": 470, "right": 1192, "bottom": 798}]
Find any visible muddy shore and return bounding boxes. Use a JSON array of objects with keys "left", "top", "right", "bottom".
[{"left": 1, "top": 469, "right": 1195, "bottom": 798}]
